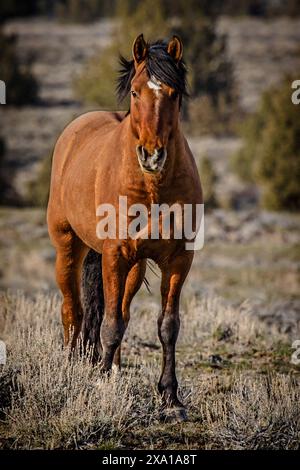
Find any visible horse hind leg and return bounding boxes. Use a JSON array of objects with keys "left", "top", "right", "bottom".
[
  {"left": 81, "top": 249, "right": 104, "bottom": 363},
  {"left": 53, "top": 226, "right": 88, "bottom": 349}
]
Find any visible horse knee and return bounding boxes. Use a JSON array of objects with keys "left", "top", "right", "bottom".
[
  {"left": 158, "top": 311, "right": 180, "bottom": 346},
  {"left": 100, "top": 314, "right": 125, "bottom": 350}
]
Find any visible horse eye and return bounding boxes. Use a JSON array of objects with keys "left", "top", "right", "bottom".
[{"left": 131, "top": 90, "right": 138, "bottom": 98}]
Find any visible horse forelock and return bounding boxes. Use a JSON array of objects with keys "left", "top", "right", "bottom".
[{"left": 116, "top": 40, "right": 188, "bottom": 105}]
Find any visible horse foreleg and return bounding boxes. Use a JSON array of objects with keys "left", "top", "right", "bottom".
[
  {"left": 100, "top": 244, "right": 129, "bottom": 372},
  {"left": 158, "top": 252, "right": 193, "bottom": 420},
  {"left": 113, "top": 259, "right": 147, "bottom": 369}
]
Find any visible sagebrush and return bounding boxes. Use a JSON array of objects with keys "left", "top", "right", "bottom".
[{"left": 0, "top": 291, "right": 299, "bottom": 449}]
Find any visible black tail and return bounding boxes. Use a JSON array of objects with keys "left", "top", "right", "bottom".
[{"left": 81, "top": 249, "right": 104, "bottom": 363}]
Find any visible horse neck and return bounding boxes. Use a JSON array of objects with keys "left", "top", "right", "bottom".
[{"left": 122, "top": 116, "right": 184, "bottom": 204}]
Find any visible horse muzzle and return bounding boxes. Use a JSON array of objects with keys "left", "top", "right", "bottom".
[{"left": 136, "top": 145, "right": 167, "bottom": 174}]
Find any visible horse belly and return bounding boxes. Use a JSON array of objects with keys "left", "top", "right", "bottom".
[{"left": 122, "top": 238, "right": 185, "bottom": 265}]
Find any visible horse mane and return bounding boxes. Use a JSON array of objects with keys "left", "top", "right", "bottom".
[{"left": 116, "top": 40, "right": 188, "bottom": 105}]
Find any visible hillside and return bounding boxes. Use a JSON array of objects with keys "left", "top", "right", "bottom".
[{"left": 1, "top": 16, "right": 300, "bottom": 203}]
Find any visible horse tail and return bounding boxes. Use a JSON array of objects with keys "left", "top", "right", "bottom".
[{"left": 81, "top": 249, "right": 104, "bottom": 363}]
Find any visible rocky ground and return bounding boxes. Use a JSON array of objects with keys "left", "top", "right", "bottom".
[
  {"left": 1, "top": 18, "right": 114, "bottom": 202},
  {"left": 218, "top": 16, "right": 300, "bottom": 112}
]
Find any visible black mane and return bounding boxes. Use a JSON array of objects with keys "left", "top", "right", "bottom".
[{"left": 116, "top": 40, "right": 188, "bottom": 104}]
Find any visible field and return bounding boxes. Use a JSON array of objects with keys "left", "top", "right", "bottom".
[
  {"left": 1, "top": 13, "right": 300, "bottom": 452},
  {"left": 0, "top": 208, "right": 299, "bottom": 450}
]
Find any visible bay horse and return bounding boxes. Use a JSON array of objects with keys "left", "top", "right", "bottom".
[{"left": 47, "top": 34, "right": 202, "bottom": 421}]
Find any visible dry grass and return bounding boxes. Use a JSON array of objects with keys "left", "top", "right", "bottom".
[
  {"left": 191, "top": 373, "right": 300, "bottom": 449},
  {"left": 0, "top": 291, "right": 299, "bottom": 449}
]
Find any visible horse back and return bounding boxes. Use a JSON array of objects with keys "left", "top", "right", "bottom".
[
  {"left": 50, "top": 110, "right": 126, "bottom": 186},
  {"left": 55, "top": 110, "right": 126, "bottom": 152}
]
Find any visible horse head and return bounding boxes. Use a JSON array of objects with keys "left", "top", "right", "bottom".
[{"left": 117, "top": 34, "right": 188, "bottom": 174}]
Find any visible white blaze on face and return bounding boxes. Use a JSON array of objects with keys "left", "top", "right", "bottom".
[{"left": 147, "top": 76, "right": 162, "bottom": 97}]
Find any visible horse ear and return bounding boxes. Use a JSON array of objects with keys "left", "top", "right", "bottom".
[
  {"left": 167, "top": 35, "right": 183, "bottom": 62},
  {"left": 132, "top": 34, "right": 148, "bottom": 64}
]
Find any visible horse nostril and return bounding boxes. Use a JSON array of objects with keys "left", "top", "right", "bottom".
[
  {"left": 157, "top": 147, "right": 165, "bottom": 161},
  {"left": 142, "top": 147, "right": 149, "bottom": 161},
  {"left": 137, "top": 145, "right": 148, "bottom": 162}
]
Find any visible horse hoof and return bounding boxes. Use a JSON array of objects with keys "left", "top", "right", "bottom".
[
  {"left": 160, "top": 407, "right": 188, "bottom": 423},
  {"left": 98, "top": 364, "right": 120, "bottom": 377}
]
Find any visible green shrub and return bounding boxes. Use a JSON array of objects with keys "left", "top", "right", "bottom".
[
  {"left": 74, "top": 0, "right": 168, "bottom": 109},
  {"left": 54, "top": 0, "right": 116, "bottom": 23},
  {"left": 230, "top": 112, "right": 263, "bottom": 183},
  {"left": 187, "top": 93, "right": 239, "bottom": 136},
  {"left": 175, "top": 12, "right": 237, "bottom": 136},
  {"left": 0, "top": 138, "right": 20, "bottom": 205},
  {"left": 232, "top": 77, "right": 300, "bottom": 211},
  {"left": 0, "top": 29, "right": 38, "bottom": 106},
  {"left": 74, "top": 0, "right": 237, "bottom": 134},
  {"left": 27, "top": 154, "right": 52, "bottom": 207},
  {"left": 74, "top": 44, "right": 121, "bottom": 109},
  {"left": 173, "top": 13, "right": 235, "bottom": 105},
  {"left": 198, "top": 156, "right": 218, "bottom": 209}
]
